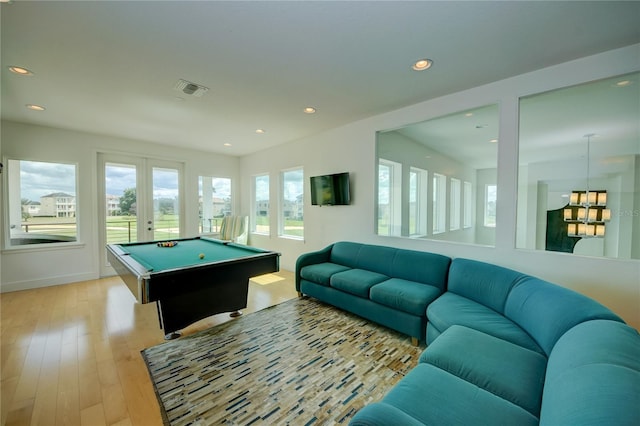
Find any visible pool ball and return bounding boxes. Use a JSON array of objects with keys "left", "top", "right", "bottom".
[{"left": 199, "top": 253, "right": 205, "bottom": 259}]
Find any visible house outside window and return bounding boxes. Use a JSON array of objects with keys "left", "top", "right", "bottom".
[{"left": 6, "top": 159, "right": 78, "bottom": 246}]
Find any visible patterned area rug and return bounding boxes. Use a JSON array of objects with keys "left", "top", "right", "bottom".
[{"left": 141, "top": 297, "right": 423, "bottom": 425}]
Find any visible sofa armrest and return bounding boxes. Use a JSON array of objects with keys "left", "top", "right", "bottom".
[{"left": 295, "top": 244, "right": 334, "bottom": 291}]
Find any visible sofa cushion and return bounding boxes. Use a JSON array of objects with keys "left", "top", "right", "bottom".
[
  {"left": 447, "top": 258, "right": 526, "bottom": 314},
  {"left": 330, "top": 241, "right": 366, "bottom": 268},
  {"left": 370, "top": 278, "right": 442, "bottom": 316},
  {"left": 505, "top": 277, "right": 624, "bottom": 356},
  {"left": 541, "top": 365, "right": 640, "bottom": 426},
  {"left": 299, "top": 262, "right": 351, "bottom": 286},
  {"left": 390, "top": 250, "right": 451, "bottom": 290},
  {"left": 370, "top": 363, "right": 539, "bottom": 426},
  {"left": 329, "top": 242, "right": 396, "bottom": 275},
  {"left": 420, "top": 325, "right": 547, "bottom": 417},
  {"left": 330, "top": 269, "right": 389, "bottom": 297},
  {"left": 427, "top": 292, "right": 543, "bottom": 354},
  {"left": 540, "top": 320, "right": 640, "bottom": 426},
  {"left": 348, "top": 402, "right": 425, "bottom": 426},
  {"left": 353, "top": 244, "right": 396, "bottom": 276}
]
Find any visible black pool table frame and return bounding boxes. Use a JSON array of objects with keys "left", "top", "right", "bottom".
[{"left": 106, "top": 238, "right": 280, "bottom": 337}]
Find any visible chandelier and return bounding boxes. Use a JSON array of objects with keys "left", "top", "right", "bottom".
[{"left": 564, "top": 134, "right": 611, "bottom": 237}]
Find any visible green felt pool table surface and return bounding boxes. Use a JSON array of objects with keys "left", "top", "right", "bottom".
[{"left": 117, "top": 237, "right": 269, "bottom": 272}]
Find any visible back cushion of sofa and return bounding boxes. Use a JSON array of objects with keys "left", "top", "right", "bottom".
[
  {"left": 447, "top": 258, "right": 527, "bottom": 314},
  {"left": 330, "top": 241, "right": 364, "bottom": 268},
  {"left": 505, "top": 277, "right": 624, "bottom": 356},
  {"left": 391, "top": 250, "right": 450, "bottom": 290},
  {"left": 355, "top": 244, "right": 396, "bottom": 276}
]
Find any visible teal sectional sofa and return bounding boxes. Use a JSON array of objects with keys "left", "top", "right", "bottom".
[{"left": 295, "top": 242, "right": 640, "bottom": 425}]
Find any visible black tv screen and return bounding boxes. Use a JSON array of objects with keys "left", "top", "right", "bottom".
[{"left": 310, "top": 172, "right": 350, "bottom": 206}]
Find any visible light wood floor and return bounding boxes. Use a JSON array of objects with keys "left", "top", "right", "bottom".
[{"left": 0, "top": 271, "right": 298, "bottom": 426}]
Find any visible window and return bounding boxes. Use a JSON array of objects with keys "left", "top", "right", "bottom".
[
  {"left": 6, "top": 159, "right": 78, "bottom": 246},
  {"left": 484, "top": 184, "right": 497, "bottom": 227},
  {"left": 199, "top": 176, "right": 231, "bottom": 234},
  {"left": 463, "top": 181, "right": 473, "bottom": 228},
  {"left": 450, "top": 178, "right": 461, "bottom": 231},
  {"left": 378, "top": 159, "right": 402, "bottom": 236},
  {"left": 409, "top": 167, "right": 428, "bottom": 236},
  {"left": 432, "top": 173, "right": 447, "bottom": 234},
  {"left": 253, "top": 174, "right": 270, "bottom": 234},
  {"left": 281, "top": 168, "right": 303, "bottom": 238}
]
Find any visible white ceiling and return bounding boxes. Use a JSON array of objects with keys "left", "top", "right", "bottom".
[{"left": 2, "top": 1, "right": 640, "bottom": 157}]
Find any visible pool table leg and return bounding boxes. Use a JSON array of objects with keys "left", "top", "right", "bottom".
[
  {"left": 230, "top": 311, "right": 243, "bottom": 317},
  {"left": 165, "top": 331, "right": 182, "bottom": 340}
]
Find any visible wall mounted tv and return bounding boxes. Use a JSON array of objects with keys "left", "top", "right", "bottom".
[{"left": 310, "top": 172, "right": 351, "bottom": 206}]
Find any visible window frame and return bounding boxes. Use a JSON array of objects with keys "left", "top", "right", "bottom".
[
  {"left": 463, "top": 181, "right": 473, "bottom": 229},
  {"left": 484, "top": 183, "right": 497, "bottom": 228},
  {"left": 409, "top": 167, "right": 428, "bottom": 237},
  {"left": 4, "top": 157, "right": 81, "bottom": 249},
  {"left": 378, "top": 158, "right": 402, "bottom": 237},
  {"left": 198, "top": 175, "right": 232, "bottom": 234},
  {"left": 450, "top": 178, "right": 461, "bottom": 231},
  {"left": 432, "top": 172, "right": 447, "bottom": 234},
  {"left": 279, "top": 167, "right": 304, "bottom": 240},
  {"left": 252, "top": 173, "right": 270, "bottom": 235}
]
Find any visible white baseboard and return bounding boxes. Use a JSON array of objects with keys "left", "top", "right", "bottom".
[{"left": 0, "top": 272, "right": 99, "bottom": 293}]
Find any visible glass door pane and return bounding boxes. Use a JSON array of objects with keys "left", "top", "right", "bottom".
[
  {"left": 152, "top": 167, "right": 180, "bottom": 240},
  {"left": 105, "top": 162, "right": 138, "bottom": 244}
]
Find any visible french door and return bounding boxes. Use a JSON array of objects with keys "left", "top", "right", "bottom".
[{"left": 98, "top": 153, "right": 184, "bottom": 276}]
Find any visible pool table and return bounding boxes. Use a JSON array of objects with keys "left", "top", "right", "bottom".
[{"left": 107, "top": 237, "right": 280, "bottom": 337}]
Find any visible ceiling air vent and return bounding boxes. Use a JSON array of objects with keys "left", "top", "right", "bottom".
[{"left": 174, "top": 79, "right": 209, "bottom": 97}]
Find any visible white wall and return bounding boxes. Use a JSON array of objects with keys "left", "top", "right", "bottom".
[
  {"left": 1, "top": 121, "right": 239, "bottom": 290},
  {"left": 240, "top": 44, "right": 640, "bottom": 329}
]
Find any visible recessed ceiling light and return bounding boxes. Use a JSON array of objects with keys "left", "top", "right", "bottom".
[
  {"left": 26, "top": 104, "right": 46, "bottom": 111},
  {"left": 223, "top": 143, "right": 232, "bottom": 147},
  {"left": 489, "top": 139, "right": 498, "bottom": 143},
  {"left": 464, "top": 113, "right": 474, "bottom": 117},
  {"left": 303, "top": 107, "right": 316, "bottom": 114},
  {"left": 412, "top": 58, "right": 433, "bottom": 71},
  {"left": 255, "top": 129, "right": 265, "bottom": 134},
  {"left": 616, "top": 80, "right": 632, "bottom": 87},
  {"left": 8, "top": 66, "right": 33, "bottom": 76}
]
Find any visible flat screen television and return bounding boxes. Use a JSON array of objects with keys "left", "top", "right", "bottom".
[{"left": 310, "top": 172, "right": 350, "bottom": 206}]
